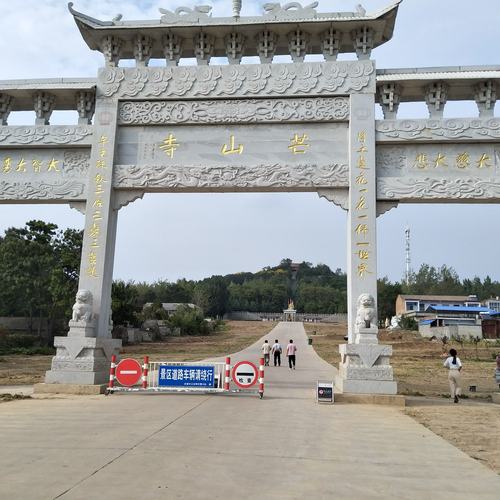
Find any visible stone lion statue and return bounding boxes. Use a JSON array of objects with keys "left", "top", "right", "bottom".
[
  {"left": 355, "top": 293, "right": 376, "bottom": 331},
  {"left": 71, "top": 289, "right": 93, "bottom": 322}
]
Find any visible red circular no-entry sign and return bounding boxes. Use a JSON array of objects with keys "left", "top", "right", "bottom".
[
  {"left": 115, "top": 358, "right": 142, "bottom": 387},
  {"left": 231, "top": 361, "right": 258, "bottom": 389}
]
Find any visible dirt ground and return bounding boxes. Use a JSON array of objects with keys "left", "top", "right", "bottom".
[
  {"left": 123, "top": 320, "right": 276, "bottom": 362},
  {"left": 405, "top": 403, "right": 500, "bottom": 474},
  {"left": 304, "top": 322, "right": 500, "bottom": 399},
  {"left": 305, "top": 322, "right": 500, "bottom": 474},
  {"left": 0, "top": 321, "right": 275, "bottom": 386}
]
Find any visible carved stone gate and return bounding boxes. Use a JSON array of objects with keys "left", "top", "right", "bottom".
[{"left": 0, "top": 1, "right": 498, "bottom": 393}]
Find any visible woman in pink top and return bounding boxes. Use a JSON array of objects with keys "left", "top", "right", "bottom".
[{"left": 286, "top": 339, "right": 297, "bottom": 369}]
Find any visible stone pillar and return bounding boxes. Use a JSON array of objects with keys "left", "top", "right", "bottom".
[
  {"left": 377, "top": 83, "right": 401, "bottom": 119},
  {"left": 336, "top": 93, "right": 397, "bottom": 394},
  {"left": 74, "top": 88, "right": 119, "bottom": 339},
  {"left": 346, "top": 93, "right": 378, "bottom": 342},
  {"left": 33, "top": 91, "right": 55, "bottom": 125},
  {"left": 0, "top": 93, "right": 13, "bottom": 125},
  {"left": 75, "top": 91, "right": 96, "bottom": 125},
  {"left": 474, "top": 80, "right": 497, "bottom": 118},
  {"left": 44, "top": 78, "right": 121, "bottom": 386},
  {"left": 425, "top": 81, "right": 448, "bottom": 118}
]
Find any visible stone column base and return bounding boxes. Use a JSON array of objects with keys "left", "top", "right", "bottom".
[
  {"left": 335, "top": 377, "right": 397, "bottom": 395},
  {"left": 336, "top": 342, "right": 397, "bottom": 395},
  {"left": 45, "top": 336, "right": 121, "bottom": 385},
  {"left": 34, "top": 383, "right": 107, "bottom": 395}
]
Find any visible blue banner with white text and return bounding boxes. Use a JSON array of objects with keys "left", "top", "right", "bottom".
[{"left": 158, "top": 365, "right": 215, "bottom": 388}]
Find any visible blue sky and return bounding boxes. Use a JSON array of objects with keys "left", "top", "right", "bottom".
[{"left": 0, "top": 0, "right": 499, "bottom": 283}]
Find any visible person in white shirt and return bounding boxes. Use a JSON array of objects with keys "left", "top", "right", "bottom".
[
  {"left": 443, "top": 348, "right": 462, "bottom": 403},
  {"left": 271, "top": 339, "right": 282, "bottom": 367},
  {"left": 261, "top": 340, "right": 271, "bottom": 366}
]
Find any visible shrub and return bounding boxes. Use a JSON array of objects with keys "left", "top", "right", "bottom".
[
  {"left": 167, "top": 306, "right": 211, "bottom": 336},
  {"left": 0, "top": 332, "right": 54, "bottom": 355},
  {"left": 0, "top": 333, "right": 36, "bottom": 349},
  {"left": 1, "top": 346, "right": 55, "bottom": 355},
  {"left": 400, "top": 315, "right": 418, "bottom": 331}
]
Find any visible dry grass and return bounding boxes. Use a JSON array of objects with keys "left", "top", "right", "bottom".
[
  {"left": 0, "top": 321, "right": 274, "bottom": 385},
  {"left": 123, "top": 321, "right": 275, "bottom": 362},
  {"left": 380, "top": 329, "right": 499, "bottom": 398},
  {"left": 306, "top": 322, "right": 500, "bottom": 399},
  {"left": 0, "top": 355, "right": 52, "bottom": 386},
  {"left": 304, "top": 322, "right": 345, "bottom": 365}
]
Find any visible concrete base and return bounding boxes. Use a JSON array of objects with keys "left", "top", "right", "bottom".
[
  {"left": 67, "top": 320, "right": 98, "bottom": 338},
  {"left": 336, "top": 376, "right": 398, "bottom": 395},
  {"left": 336, "top": 335, "right": 398, "bottom": 395},
  {"left": 334, "top": 392, "right": 405, "bottom": 407},
  {"left": 492, "top": 393, "right": 500, "bottom": 404},
  {"left": 45, "top": 335, "right": 121, "bottom": 385},
  {"left": 34, "top": 383, "right": 107, "bottom": 395},
  {"left": 45, "top": 370, "right": 112, "bottom": 385}
]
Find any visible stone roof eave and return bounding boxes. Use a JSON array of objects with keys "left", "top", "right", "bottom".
[{"left": 68, "top": 1, "right": 402, "bottom": 55}]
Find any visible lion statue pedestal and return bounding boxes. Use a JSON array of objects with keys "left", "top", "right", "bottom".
[
  {"left": 335, "top": 293, "right": 397, "bottom": 395},
  {"left": 43, "top": 290, "right": 121, "bottom": 386}
]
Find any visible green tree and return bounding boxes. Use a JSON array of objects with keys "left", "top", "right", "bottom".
[
  {"left": 111, "top": 280, "right": 140, "bottom": 326},
  {"left": 167, "top": 305, "right": 210, "bottom": 335},
  {"left": 377, "top": 277, "right": 401, "bottom": 323},
  {"left": 193, "top": 276, "right": 228, "bottom": 317},
  {"left": 0, "top": 221, "right": 82, "bottom": 343}
]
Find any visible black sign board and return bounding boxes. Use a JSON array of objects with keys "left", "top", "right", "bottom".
[{"left": 317, "top": 381, "right": 334, "bottom": 403}]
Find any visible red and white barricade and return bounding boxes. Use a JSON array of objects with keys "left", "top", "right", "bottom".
[
  {"left": 259, "top": 357, "right": 265, "bottom": 399},
  {"left": 107, "top": 355, "right": 264, "bottom": 398}
]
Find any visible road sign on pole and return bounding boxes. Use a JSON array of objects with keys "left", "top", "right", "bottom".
[
  {"left": 115, "top": 358, "right": 142, "bottom": 387},
  {"left": 231, "top": 361, "right": 258, "bottom": 389}
]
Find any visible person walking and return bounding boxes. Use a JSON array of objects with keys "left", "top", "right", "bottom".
[
  {"left": 261, "top": 339, "right": 271, "bottom": 366},
  {"left": 443, "top": 348, "right": 462, "bottom": 403},
  {"left": 271, "top": 339, "right": 282, "bottom": 367},
  {"left": 286, "top": 339, "right": 297, "bottom": 370}
]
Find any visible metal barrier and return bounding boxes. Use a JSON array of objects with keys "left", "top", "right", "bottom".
[{"left": 106, "top": 356, "right": 265, "bottom": 398}]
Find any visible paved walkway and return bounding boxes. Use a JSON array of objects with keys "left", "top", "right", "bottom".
[{"left": 0, "top": 322, "right": 498, "bottom": 499}]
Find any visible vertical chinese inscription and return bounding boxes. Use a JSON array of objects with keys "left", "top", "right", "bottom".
[
  {"left": 85, "top": 135, "right": 108, "bottom": 278},
  {"left": 354, "top": 130, "right": 372, "bottom": 278}
]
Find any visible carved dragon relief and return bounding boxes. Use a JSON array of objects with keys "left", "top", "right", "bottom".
[
  {"left": 98, "top": 61, "right": 375, "bottom": 99},
  {"left": 113, "top": 163, "right": 349, "bottom": 190},
  {"left": 263, "top": 2, "right": 319, "bottom": 18},
  {"left": 159, "top": 5, "right": 212, "bottom": 23},
  {"left": 0, "top": 180, "right": 86, "bottom": 201},
  {"left": 118, "top": 97, "right": 349, "bottom": 125},
  {"left": 376, "top": 118, "right": 500, "bottom": 142},
  {"left": 63, "top": 151, "right": 91, "bottom": 176},
  {"left": 377, "top": 177, "right": 500, "bottom": 200},
  {"left": 0, "top": 126, "right": 93, "bottom": 145}
]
